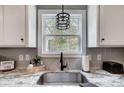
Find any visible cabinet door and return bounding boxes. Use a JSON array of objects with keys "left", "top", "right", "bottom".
[
  {"left": 0, "top": 6, "right": 3, "bottom": 45},
  {"left": 100, "top": 5, "right": 124, "bottom": 45},
  {"left": 3, "top": 5, "right": 26, "bottom": 46}
]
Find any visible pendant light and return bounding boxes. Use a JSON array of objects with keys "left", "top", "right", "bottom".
[{"left": 56, "top": 5, "right": 70, "bottom": 30}]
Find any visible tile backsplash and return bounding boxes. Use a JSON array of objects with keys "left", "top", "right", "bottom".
[
  {"left": 42, "top": 48, "right": 124, "bottom": 70},
  {"left": 0, "top": 48, "right": 37, "bottom": 68},
  {"left": 0, "top": 48, "right": 124, "bottom": 70},
  {"left": 43, "top": 58, "right": 82, "bottom": 71},
  {"left": 87, "top": 48, "right": 124, "bottom": 70}
]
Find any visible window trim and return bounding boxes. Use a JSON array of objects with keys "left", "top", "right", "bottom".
[{"left": 38, "top": 10, "right": 86, "bottom": 57}]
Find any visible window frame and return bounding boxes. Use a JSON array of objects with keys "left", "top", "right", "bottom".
[{"left": 38, "top": 10, "right": 86, "bottom": 57}]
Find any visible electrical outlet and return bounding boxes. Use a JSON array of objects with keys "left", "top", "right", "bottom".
[
  {"left": 25, "top": 54, "right": 30, "bottom": 61},
  {"left": 19, "top": 54, "right": 24, "bottom": 61},
  {"left": 97, "top": 54, "right": 102, "bottom": 61}
]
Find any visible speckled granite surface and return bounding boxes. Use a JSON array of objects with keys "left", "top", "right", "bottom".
[
  {"left": 0, "top": 70, "right": 124, "bottom": 87},
  {"left": 81, "top": 70, "right": 124, "bottom": 87}
]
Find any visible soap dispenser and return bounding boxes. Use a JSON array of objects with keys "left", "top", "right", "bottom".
[{"left": 27, "top": 60, "right": 33, "bottom": 70}]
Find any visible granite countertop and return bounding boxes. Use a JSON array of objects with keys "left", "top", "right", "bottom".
[
  {"left": 0, "top": 69, "right": 124, "bottom": 87},
  {"left": 81, "top": 70, "right": 124, "bottom": 87}
]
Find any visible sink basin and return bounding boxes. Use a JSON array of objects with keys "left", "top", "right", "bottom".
[{"left": 37, "top": 72, "right": 88, "bottom": 86}]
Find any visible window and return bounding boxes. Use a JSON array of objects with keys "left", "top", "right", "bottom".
[{"left": 38, "top": 10, "right": 85, "bottom": 55}]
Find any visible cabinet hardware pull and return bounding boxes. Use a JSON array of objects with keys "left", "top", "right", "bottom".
[
  {"left": 20, "top": 38, "right": 24, "bottom": 41},
  {"left": 101, "top": 38, "right": 105, "bottom": 42}
]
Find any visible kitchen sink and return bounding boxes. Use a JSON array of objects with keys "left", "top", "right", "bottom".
[{"left": 37, "top": 72, "right": 88, "bottom": 86}]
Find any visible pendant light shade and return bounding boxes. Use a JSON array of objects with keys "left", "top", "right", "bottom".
[{"left": 56, "top": 5, "right": 70, "bottom": 30}]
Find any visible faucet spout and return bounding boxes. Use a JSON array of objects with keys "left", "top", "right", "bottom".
[{"left": 60, "top": 52, "right": 67, "bottom": 71}]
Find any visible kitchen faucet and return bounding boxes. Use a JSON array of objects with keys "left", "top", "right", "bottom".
[{"left": 60, "top": 52, "right": 67, "bottom": 71}]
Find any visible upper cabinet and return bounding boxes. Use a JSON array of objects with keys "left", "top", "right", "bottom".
[
  {"left": 26, "top": 6, "right": 36, "bottom": 47},
  {"left": 0, "top": 5, "right": 36, "bottom": 47},
  {"left": 3, "top": 6, "right": 26, "bottom": 46},
  {"left": 0, "top": 6, "right": 3, "bottom": 45},
  {"left": 88, "top": 5, "right": 124, "bottom": 47}
]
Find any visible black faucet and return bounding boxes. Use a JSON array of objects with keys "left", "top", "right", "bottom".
[{"left": 60, "top": 52, "right": 67, "bottom": 71}]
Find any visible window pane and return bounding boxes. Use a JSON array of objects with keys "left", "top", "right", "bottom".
[
  {"left": 45, "top": 36, "right": 79, "bottom": 52},
  {"left": 45, "top": 17, "right": 55, "bottom": 26},
  {"left": 66, "top": 17, "right": 80, "bottom": 34},
  {"left": 69, "top": 36, "right": 79, "bottom": 52},
  {"left": 42, "top": 14, "right": 82, "bottom": 53},
  {"left": 44, "top": 16, "right": 80, "bottom": 34},
  {"left": 46, "top": 26, "right": 67, "bottom": 34}
]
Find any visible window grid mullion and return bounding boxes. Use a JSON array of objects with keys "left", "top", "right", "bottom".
[{"left": 43, "top": 34, "right": 81, "bottom": 36}]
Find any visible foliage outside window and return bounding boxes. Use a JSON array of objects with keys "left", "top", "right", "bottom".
[{"left": 42, "top": 13, "right": 82, "bottom": 54}]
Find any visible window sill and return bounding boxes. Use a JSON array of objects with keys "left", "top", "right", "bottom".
[{"left": 40, "top": 53, "right": 83, "bottom": 58}]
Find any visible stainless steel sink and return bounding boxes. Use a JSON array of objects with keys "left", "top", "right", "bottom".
[{"left": 37, "top": 72, "right": 88, "bottom": 86}]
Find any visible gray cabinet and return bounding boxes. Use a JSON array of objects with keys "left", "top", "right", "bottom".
[
  {"left": 26, "top": 6, "right": 36, "bottom": 47},
  {"left": 88, "top": 5, "right": 124, "bottom": 47},
  {"left": 3, "top": 5, "right": 26, "bottom": 46},
  {"left": 0, "top": 5, "right": 36, "bottom": 47},
  {"left": 0, "top": 6, "right": 3, "bottom": 45}
]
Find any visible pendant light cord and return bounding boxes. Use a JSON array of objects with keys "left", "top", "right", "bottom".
[{"left": 62, "top": 5, "right": 64, "bottom": 13}]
